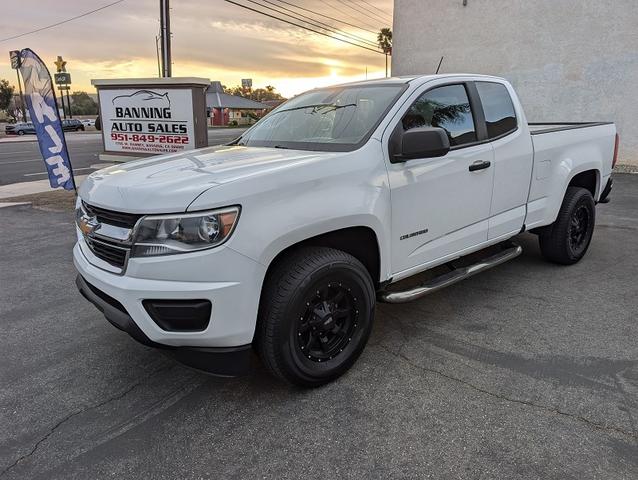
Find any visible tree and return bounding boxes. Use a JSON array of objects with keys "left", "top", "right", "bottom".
[
  {"left": 70, "top": 91, "right": 98, "bottom": 116},
  {"left": 225, "top": 85, "right": 285, "bottom": 102},
  {"left": 5, "top": 97, "right": 24, "bottom": 123},
  {"left": 0, "top": 79, "right": 15, "bottom": 115},
  {"left": 377, "top": 28, "right": 393, "bottom": 78}
]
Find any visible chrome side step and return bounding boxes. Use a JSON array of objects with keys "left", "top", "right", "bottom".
[{"left": 378, "top": 244, "right": 523, "bottom": 304}]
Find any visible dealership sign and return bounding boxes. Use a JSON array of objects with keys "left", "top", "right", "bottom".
[{"left": 98, "top": 88, "right": 196, "bottom": 155}]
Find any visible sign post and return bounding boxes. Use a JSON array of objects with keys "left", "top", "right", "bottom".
[
  {"left": 91, "top": 77, "right": 209, "bottom": 161},
  {"left": 53, "top": 56, "right": 71, "bottom": 119},
  {"left": 241, "top": 78, "right": 252, "bottom": 96}
]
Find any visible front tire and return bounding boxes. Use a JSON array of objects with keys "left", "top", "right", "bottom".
[
  {"left": 17, "top": 130, "right": 25, "bottom": 136},
  {"left": 539, "top": 186, "right": 596, "bottom": 265},
  {"left": 256, "top": 247, "right": 375, "bottom": 387}
]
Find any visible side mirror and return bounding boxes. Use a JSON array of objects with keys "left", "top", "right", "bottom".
[{"left": 394, "top": 127, "right": 450, "bottom": 162}]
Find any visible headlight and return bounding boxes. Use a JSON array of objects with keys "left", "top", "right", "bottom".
[{"left": 131, "top": 206, "right": 240, "bottom": 257}]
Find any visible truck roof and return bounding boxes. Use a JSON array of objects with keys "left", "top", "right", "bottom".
[{"left": 333, "top": 73, "right": 508, "bottom": 88}]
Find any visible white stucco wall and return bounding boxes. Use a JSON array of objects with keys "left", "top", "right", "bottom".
[{"left": 393, "top": 0, "right": 637, "bottom": 165}]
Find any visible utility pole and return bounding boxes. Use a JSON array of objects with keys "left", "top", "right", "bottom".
[
  {"left": 159, "top": 0, "right": 172, "bottom": 77},
  {"left": 155, "top": 34, "right": 162, "bottom": 77}
]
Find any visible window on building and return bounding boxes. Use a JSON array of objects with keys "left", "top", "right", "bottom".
[
  {"left": 402, "top": 84, "right": 477, "bottom": 147},
  {"left": 476, "top": 82, "right": 517, "bottom": 139}
]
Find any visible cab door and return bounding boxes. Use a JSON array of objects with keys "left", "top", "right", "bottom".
[
  {"left": 386, "top": 82, "right": 495, "bottom": 277},
  {"left": 473, "top": 81, "right": 534, "bottom": 239}
]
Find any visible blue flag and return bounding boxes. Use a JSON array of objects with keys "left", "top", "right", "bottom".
[{"left": 18, "top": 48, "right": 75, "bottom": 191}]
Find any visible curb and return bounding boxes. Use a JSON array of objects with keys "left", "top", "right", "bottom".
[
  {"left": 0, "top": 202, "right": 32, "bottom": 209},
  {"left": 0, "top": 175, "right": 88, "bottom": 200},
  {"left": 614, "top": 164, "right": 638, "bottom": 174},
  {"left": 0, "top": 136, "right": 38, "bottom": 144}
]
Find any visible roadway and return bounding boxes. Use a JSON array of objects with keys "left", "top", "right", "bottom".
[
  {"left": 1, "top": 174, "right": 637, "bottom": 479},
  {"left": 0, "top": 128, "right": 247, "bottom": 186}
]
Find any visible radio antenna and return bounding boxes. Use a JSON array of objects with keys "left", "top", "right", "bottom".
[{"left": 435, "top": 56, "right": 444, "bottom": 74}]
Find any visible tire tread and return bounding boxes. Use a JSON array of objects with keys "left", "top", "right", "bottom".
[
  {"left": 539, "top": 186, "right": 595, "bottom": 265},
  {"left": 256, "top": 246, "right": 373, "bottom": 386}
]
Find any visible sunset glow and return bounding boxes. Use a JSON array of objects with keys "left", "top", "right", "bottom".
[{"left": 0, "top": 0, "right": 393, "bottom": 98}]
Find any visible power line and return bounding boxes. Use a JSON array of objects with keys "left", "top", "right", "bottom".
[
  {"left": 245, "top": 0, "right": 378, "bottom": 48},
  {"left": 274, "top": 0, "right": 378, "bottom": 35},
  {"left": 319, "top": 0, "right": 382, "bottom": 31},
  {"left": 257, "top": 0, "right": 378, "bottom": 47},
  {"left": 353, "top": 0, "right": 393, "bottom": 21},
  {"left": 336, "top": 0, "right": 390, "bottom": 25},
  {"left": 224, "top": 0, "right": 383, "bottom": 54},
  {"left": 0, "top": 0, "right": 126, "bottom": 43},
  {"left": 352, "top": 0, "right": 392, "bottom": 21}
]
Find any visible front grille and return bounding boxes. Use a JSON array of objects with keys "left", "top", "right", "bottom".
[
  {"left": 85, "top": 237, "right": 128, "bottom": 268},
  {"left": 83, "top": 201, "right": 142, "bottom": 229}
]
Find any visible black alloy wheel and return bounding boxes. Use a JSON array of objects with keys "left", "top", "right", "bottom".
[
  {"left": 539, "top": 186, "right": 596, "bottom": 265},
  {"left": 568, "top": 204, "right": 591, "bottom": 256},
  {"left": 257, "top": 247, "right": 375, "bottom": 387},
  {"left": 296, "top": 281, "right": 360, "bottom": 363}
]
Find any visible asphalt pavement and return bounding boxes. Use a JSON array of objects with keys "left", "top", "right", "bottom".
[
  {"left": 1, "top": 174, "right": 637, "bottom": 479},
  {"left": 0, "top": 128, "right": 246, "bottom": 186}
]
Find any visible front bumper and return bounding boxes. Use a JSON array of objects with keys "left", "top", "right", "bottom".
[
  {"left": 76, "top": 275, "right": 252, "bottom": 376},
  {"left": 73, "top": 239, "right": 267, "bottom": 374}
]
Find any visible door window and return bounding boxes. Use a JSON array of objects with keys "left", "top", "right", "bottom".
[
  {"left": 402, "top": 84, "right": 477, "bottom": 147},
  {"left": 476, "top": 82, "right": 517, "bottom": 138}
]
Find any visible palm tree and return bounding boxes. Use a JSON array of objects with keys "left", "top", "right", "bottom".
[{"left": 377, "top": 28, "right": 392, "bottom": 78}]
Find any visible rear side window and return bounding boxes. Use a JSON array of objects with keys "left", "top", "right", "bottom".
[
  {"left": 402, "top": 84, "right": 477, "bottom": 147},
  {"left": 476, "top": 82, "right": 517, "bottom": 138}
]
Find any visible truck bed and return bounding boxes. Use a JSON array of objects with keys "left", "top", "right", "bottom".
[{"left": 524, "top": 121, "right": 616, "bottom": 231}]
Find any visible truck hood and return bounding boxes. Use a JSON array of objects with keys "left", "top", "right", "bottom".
[{"left": 79, "top": 145, "right": 338, "bottom": 213}]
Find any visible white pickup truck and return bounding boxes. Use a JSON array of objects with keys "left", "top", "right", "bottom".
[{"left": 75, "top": 74, "right": 618, "bottom": 386}]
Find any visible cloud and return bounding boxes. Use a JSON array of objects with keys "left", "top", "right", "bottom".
[{"left": 1, "top": 0, "right": 393, "bottom": 97}]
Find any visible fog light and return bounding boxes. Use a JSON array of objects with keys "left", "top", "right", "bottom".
[{"left": 142, "top": 299, "right": 212, "bottom": 332}]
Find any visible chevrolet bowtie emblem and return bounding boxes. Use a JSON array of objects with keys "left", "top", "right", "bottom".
[{"left": 78, "top": 214, "right": 100, "bottom": 236}]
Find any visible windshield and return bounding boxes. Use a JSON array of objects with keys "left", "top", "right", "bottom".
[{"left": 236, "top": 84, "right": 405, "bottom": 152}]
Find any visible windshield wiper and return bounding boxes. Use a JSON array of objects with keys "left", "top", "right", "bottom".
[{"left": 273, "top": 103, "right": 357, "bottom": 115}]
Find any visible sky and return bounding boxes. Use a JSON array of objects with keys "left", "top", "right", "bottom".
[{"left": 0, "top": 0, "right": 393, "bottom": 98}]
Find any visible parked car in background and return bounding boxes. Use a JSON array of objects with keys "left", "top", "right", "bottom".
[
  {"left": 74, "top": 74, "right": 618, "bottom": 387},
  {"left": 81, "top": 119, "right": 96, "bottom": 128},
  {"left": 62, "top": 119, "right": 85, "bottom": 132},
  {"left": 5, "top": 122, "right": 35, "bottom": 135}
]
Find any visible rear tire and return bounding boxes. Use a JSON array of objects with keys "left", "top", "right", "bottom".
[
  {"left": 17, "top": 130, "right": 24, "bottom": 136},
  {"left": 539, "top": 186, "right": 595, "bottom": 265},
  {"left": 256, "top": 247, "right": 375, "bottom": 387}
]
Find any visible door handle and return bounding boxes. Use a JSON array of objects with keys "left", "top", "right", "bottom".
[{"left": 469, "top": 160, "right": 491, "bottom": 172}]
